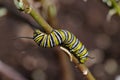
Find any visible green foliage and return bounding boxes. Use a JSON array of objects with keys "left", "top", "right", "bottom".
[{"left": 102, "top": 0, "right": 120, "bottom": 21}]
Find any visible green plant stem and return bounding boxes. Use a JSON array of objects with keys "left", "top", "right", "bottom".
[
  {"left": 72, "top": 56, "right": 95, "bottom": 80},
  {"left": 14, "top": 0, "right": 96, "bottom": 80},
  {"left": 30, "top": 9, "right": 53, "bottom": 33}
]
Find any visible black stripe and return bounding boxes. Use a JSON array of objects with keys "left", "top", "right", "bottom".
[
  {"left": 54, "top": 30, "right": 62, "bottom": 44},
  {"left": 37, "top": 35, "right": 44, "bottom": 46},
  {"left": 50, "top": 33, "right": 55, "bottom": 47},
  {"left": 42, "top": 35, "right": 47, "bottom": 47},
  {"left": 82, "top": 52, "right": 88, "bottom": 58},
  {"left": 33, "top": 34, "right": 38, "bottom": 39},
  {"left": 78, "top": 45, "right": 85, "bottom": 54},
  {"left": 61, "top": 30, "right": 68, "bottom": 42},
  {"left": 53, "top": 31, "right": 59, "bottom": 45},
  {"left": 71, "top": 39, "right": 79, "bottom": 50},
  {"left": 44, "top": 35, "right": 48, "bottom": 47},
  {"left": 81, "top": 50, "right": 88, "bottom": 58},
  {"left": 49, "top": 35, "right": 53, "bottom": 47},
  {"left": 68, "top": 34, "right": 74, "bottom": 44}
]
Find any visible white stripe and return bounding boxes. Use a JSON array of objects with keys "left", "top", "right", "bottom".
[
  {"left": 72, "top": 39, "right": 79, "bottom": 49},
  {"left": 49, "top": 35, "right": 53, "bottom": 47},
  {"left": 34, "top": 33, "right": 44, "bottom": 40},
  {"left": 82, "top": 52, "right": 89, "bottom": 58},
  {"left": 54, "top": 30, "right": 62, "bottom": 44},
  {"left": 78, "top": 45, "right": 84, "bottom": 53},
  {"left": 68, "top": 34, "right": 74, "bottom": 44},
  {"left": 43, "top": 35, "right": 47, "bottom": 47},
  {"left": 61, "top": 30, "right": 68, "bottom": 41},
  {"left": 50, "top": 34, "right": 54, "bottom": 47}
]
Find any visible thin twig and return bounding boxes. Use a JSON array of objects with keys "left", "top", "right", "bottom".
[
  {"left": 30, "top": 8, "right": 53, "bottom": 33},
  {"left": 14, "top": 0, "right": 96, "bottom": 80}
]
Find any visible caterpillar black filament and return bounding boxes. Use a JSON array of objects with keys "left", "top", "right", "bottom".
[{"left": 33, "top": 29, "right": 88, "bottom": 63}]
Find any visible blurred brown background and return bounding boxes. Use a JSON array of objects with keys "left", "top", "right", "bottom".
[{"left": 0, "top": 0, "right": 120, "bottom": 80}]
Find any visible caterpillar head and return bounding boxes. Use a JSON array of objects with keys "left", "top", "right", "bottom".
[
  {"left": 33, "top": 29, "right": 44, "bottom": 44},
  {"left": 80, "top": 57, "right": 88, "bottom": 64},
  {"left": 33, "top": 29, "right": 41, "bottom": 38}
]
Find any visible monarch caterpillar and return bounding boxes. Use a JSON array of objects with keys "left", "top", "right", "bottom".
[{"left": 32, "top": 29, "right": 88, "bottom": 63}]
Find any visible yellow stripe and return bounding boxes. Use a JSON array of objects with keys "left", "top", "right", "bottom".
[
  {"left": 79, "top": 49, "right": 87, "bottom": 57},
  {"left": 58, "top": 30, "right": 65, "bottom": 41},
  {"left": 68, "top": 36, "right": 77, "bottom": 49},
  {"left": 35, "top": 36, "right": 42, "bottom": 44},
  {"left": 41, "top": 35, "right": 47, "bottom": 47},
  {"left": 75, "top": 42, "right": 83, "bottom": 54},
  {"left": 47, "top": 35, "right": 51, "bottom": 47},
  {"left": 67, "top": 31, "right": 72, "bottom": 42},
  {"left": 51, "top": 32, "right": 59, "bottom": 45},
  {"left": 72, "top": 42, "right": 83, "bottom": 53}
]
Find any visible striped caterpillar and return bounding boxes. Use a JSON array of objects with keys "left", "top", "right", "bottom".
[{"left": 33, "top": 29, "right": 88, "bottom": 63}]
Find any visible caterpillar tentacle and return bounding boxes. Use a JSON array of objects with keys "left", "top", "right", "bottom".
[
  {"left": 33, "top": 29, "right": 88, "bottom": 63},
  {"left": 13, "top": 37, "right": 33, "bottom": 40}
]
